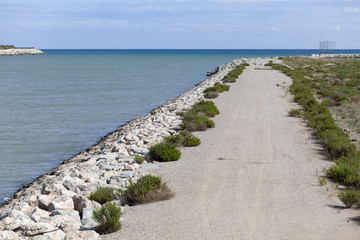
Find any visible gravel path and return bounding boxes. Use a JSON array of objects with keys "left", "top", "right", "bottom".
[{"left": 102, "top": 60, "right": 360, "bottom": 240}]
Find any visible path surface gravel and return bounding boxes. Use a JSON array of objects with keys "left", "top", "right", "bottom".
[{"left": 103, "top": 60, "right": 360, "bottom": 240}]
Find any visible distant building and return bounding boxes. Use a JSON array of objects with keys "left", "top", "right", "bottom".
[{"left": 319, "top": 41, "right": 336, "bottom": 54}]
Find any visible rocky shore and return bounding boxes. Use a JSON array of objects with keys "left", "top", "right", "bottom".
[
  {"left": 0, "top": 49, "right": 44, "bottom": 56},
  {"left": 0, "top": 58, "right": 246, "bottom": 240}
]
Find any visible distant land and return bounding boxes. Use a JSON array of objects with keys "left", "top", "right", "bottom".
[{"left": 0, "top": 45, "right": 44, "bottom": 55}]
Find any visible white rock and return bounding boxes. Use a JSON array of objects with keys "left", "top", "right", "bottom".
[
  {"left": 30, "top": 208, "right": 50, "bottom": 222},
  {"left": 38, "top": 195, "right": 56, "bottom": 211},
  {"left": 48, "top": 196, "right": 74, "bottom": 211},
  {"left": 65, "top": 230, "right": 100, "bottom": 240},
  {"left": 46, "top": 214, "right": 81, "bottom": 233},
  {"left": 30, "top": 229, "right": 66, "bottom": 240},
  {"left": 16, "top": 222, "right": 55, "bottom": 236},
  {"left": 50, "top": 210, "right": 81, "bottom": 226},
  {"left": 0, "top": 230, "right": 19, "bottom": 240}
]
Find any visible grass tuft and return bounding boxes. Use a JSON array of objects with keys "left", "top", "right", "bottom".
[
  {"left": 89, "top": 187, "right": 117, "bottom": 204},
  {"left": 121, "top": 175, "right": 174, "bottom": 205},
  {"left": 93, "top": 202, "right": 122, "bottom": 234},
  {"left": 338, "top": 189, "right": 360, "bottom": 208}
]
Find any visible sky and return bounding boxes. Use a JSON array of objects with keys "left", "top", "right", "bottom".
[{"left": 0, "top": 0, "right": 359, "bottom": 49}]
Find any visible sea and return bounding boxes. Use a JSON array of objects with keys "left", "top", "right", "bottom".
[{"left": 1, "top": 49, "right": 360, "bottom": 204}]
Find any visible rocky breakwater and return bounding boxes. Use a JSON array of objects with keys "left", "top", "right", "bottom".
[
  {"left": 0, "top": 48, "right": 44, "bottom": 56},
  {"left": 0, "top": 58, "right": 247, "bottom": 240}
]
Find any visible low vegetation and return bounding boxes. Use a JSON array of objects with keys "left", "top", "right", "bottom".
[
  {"left": 89, "top": 187, "right": 118, "bottom": 204},
  {"left": 268, "top": 58, "right": 360, "bottom": 208},
  {"left": 121, "top": 175, "right": 174, "bottom": 205},
  {"left": 204, "top": 82, "right": 230, "bottom": 99},
  {"left": 222, "top": 63, "right": 249, "bottom": 83},
  {"left": 93, "top": 203, "right": 122, "bottom": 234},
  {"left": 338, "top": 189, "right": 360, "bottom": 208},
  {"left": 0, "top": 45, "right": 15, "bottom": 50},
  {"left": 288, "top": 108, "right": 303, "bottom": 118},
  {"left": 135, "top": 155, "right": 145, "bottom": 164},
  {"left": 180, "top": 100, "right": 219, "bottom": 132},
  {"left": 164, "top": 130, "right": 201, "bottom": 147},
  {"left": 148, "top": 142, "right": 181, "bottom": 162}
]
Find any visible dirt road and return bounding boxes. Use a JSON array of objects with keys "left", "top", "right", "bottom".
[{"left": 103, "top": 60, "right": 360, "bottom": 240}]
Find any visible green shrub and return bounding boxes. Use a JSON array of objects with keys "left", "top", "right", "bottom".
[
  {"left": 338, "top": 189, "right": 360, "bottom": 208},
  {"left": 181, "top": 112, "right": 215, "bottom": 131},
  {"left": 183, "top": 135, "right": 201, "bottom": 147},
  {"left": 149, "top": 142, "right": 181, "bottom": 162},
  {"left": 327, "top": 156, "right": 360, "bottom": 184},
  {"left": 93, "top": 202, "right": 122, "bottom": 234},
  {"left": 164, "top": 134, "right": 183, "bottom": 147},
  {"left": 204, "top": 91, "right": 219, "bottom": 99},
  {"left": 89, "top": 187, "right": 117, "bottom": 204},
  {"left": 150, "top": 110, "right": 156, "bottom": 115},
  {"left": 122, "top": 175, "right": 174, "bottom": 205},
  {"left": 203, "top": 82, "right": 230, "bottom": 94},
  {"left": 135, "top": 155, "right": 145, "bottom": 164},
  {"left": 222, "top": 64, "right": 247, "bottom": 83},
  {"left": 288, "top": 108, "right": 302, "bottom": 118},
  {"left": 190, "top": 100, "right": 220, "bottom": 117},
  {"left": 318, "top": 130, "right": 356, "bottom": 159},
  {"left": 164, "top": 131, "right": 201, "bottom": 147}
]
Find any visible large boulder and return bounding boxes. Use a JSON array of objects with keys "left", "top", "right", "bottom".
[
  {"left": 0, "top": 230, "right": 19, "bottom": 240},
  {"left": 48, "top": 196, "right": 74, "bottom": 212}
]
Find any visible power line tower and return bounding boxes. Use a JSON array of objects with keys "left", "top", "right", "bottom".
[{"left": 319, "top": 41, "right": 336, "bottom": 54}]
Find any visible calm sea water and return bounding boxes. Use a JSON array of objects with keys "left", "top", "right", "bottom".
[{"left": 1, "top": 49, "right": 360, "bottom": 204}]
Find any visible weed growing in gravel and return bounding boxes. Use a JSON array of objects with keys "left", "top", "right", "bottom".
[
  {"left": 90, "top": 187, "right": 118, "bottom": 204},
  {"left": 288, "top": 108, "right": 303, "bottom": 118},
  {"left": 338, "top": 189, "right": 360, "bottom": 208},
  {"left": 318, "top": 177, "right": 327, "bottom": 186},
  {"left": 121, "top": 175, "right": 174, "bottom": 205},
  {"left": 135, "top": 155, "right": 145, "bottom": 164},
  {"left": 93, "top": 202, "right": 122, "bottom": 234},
  {"left": 150, "top": 110, "right": 157, "bottom": 115},
  {"left": 149, "top": 142, "right": 181, "bottom": 162}
]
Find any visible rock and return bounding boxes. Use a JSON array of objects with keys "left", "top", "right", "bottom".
[
  {"left": 50, "top": 210, "right": 81, "bottom": 226},
  {"left": 30, "top": 208, "right": 50, "bottom": 222},
  {"left": 130, "top": 145, "right": 149, "bottom": 155},
  {"left": 15, "top": 222, "right": 55, "bottom": 236},
  {"left": 42, "top": 183, "right": 67, "bottom": 195},
  {"left": 81, "top": 208, "right": 94, "bottom": 220},
  {"left": 38, "top": 195, "right": 56, "bottom": 211},
  {"left": 62, "top": 176, "right": 84, "bottom": 192},
  {"left": 30, "top": 230, "right": 66, "bottom": 240},
  {"left": 0, "top": 230, "right": 19, "bottom": 240},
  {"left": 48, "top": 196, "right": 74, "bottom": 211},
  {"left": 46, "top": 215, "right": 81, "bottom": 233},
  {"left": 65, "top": 230, "right": 100, "bottom": 240}
]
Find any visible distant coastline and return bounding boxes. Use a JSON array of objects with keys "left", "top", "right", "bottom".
[{"left": 0, "top": 48, "right": 44, "bottom": 56}]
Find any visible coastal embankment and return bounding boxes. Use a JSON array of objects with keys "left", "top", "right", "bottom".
[
  {"left": 0, "top": 48, "right": 44, "bottom": 56},
  {"left": 103, "top": 57, "right": 360, "bottom": 240},
  {"left": 0, "top": 59, "right": 245, "bottom": 239}
]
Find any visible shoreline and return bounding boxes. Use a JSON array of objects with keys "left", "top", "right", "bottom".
[
  {"left": 0, "top": 58, "right": 250, "bottom": 239},
  {"left": 0, "top": 48, "right": 44, "bottom": 56}
]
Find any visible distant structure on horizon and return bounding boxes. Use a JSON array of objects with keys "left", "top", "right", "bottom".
[{"left": 319, "top": 41, "right": 336, "bottom": 54}]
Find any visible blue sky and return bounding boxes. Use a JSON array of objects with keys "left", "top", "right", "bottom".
[{"left": 1, "top": 0, "right": 359, "bottom": 49}]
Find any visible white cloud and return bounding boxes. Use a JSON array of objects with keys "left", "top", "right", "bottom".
[
  {"left": 271, "top": 27, "right": 279, "bottom": 32},
  {"left": 335, "top": 24, "right": 341, "bottom": 30},
  {"left": 343, "top": 7, "right": 359, "bottom": 13}
]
